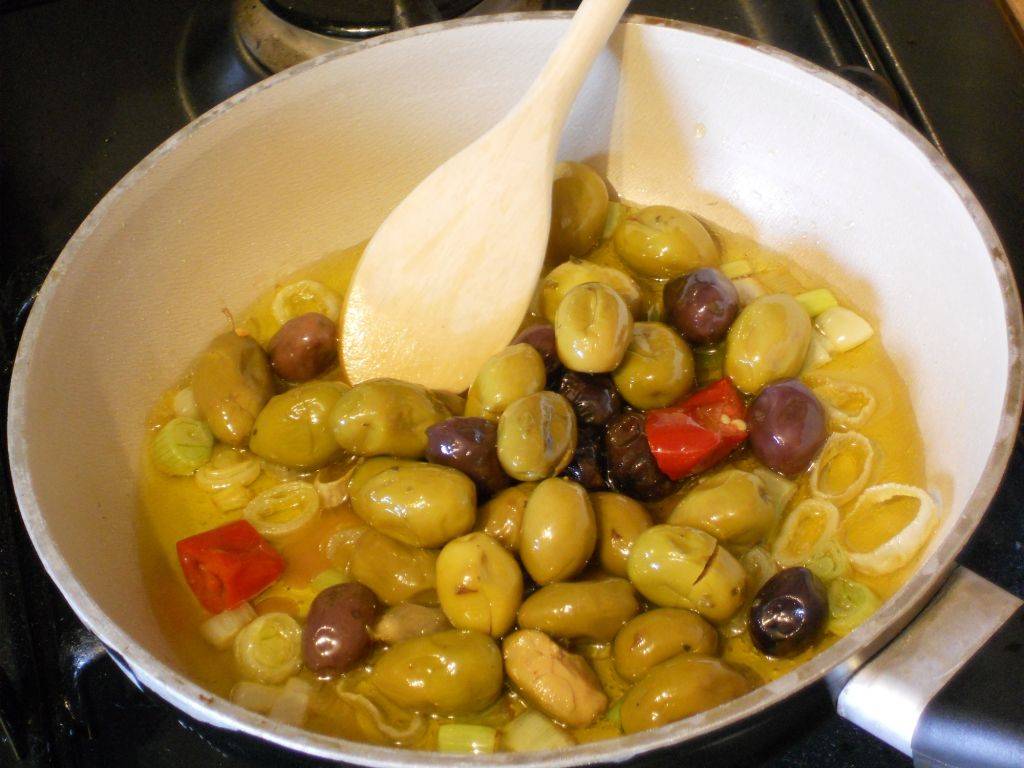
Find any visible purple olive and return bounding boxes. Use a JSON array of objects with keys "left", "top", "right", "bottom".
[
  {"left": 604, "top": 411, "right": 675, "bottom": 501},
  {"left": 558, "top": 371, "right": 623, "bottom": 427},
  {"left": 748, "top": 379, "right": 827, "bottom": 477},
  {"left": 426, "top": 416, "right": 510, "bottom": 497},
  {"left": 512, "top": 324, "right": 561, "bottom": 378},
  {"left": 563, "top": 427, "right": 608, "bottom": 490},
  {"left": 664, "top": 269, "right": 740, "bottom": 345},
  {"left": 268, "top": 312, "right": 338, "bottom": 382},
  {"left": 303, "top": 583, "right": 379, "bottom": 674},
  {"left": 749, "top": 567, "right": 827, "bottom": 657}
]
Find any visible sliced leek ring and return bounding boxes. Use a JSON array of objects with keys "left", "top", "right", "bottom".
[
  {"left": 806, "top": 376, "right": 877, "bottom": 429},
  {"left": 842, "top": 484, "right": 938, "bottom": 576},
  {"left": 151, "top": 417, "right": 214, "bottom": 476},
  {"left": 234, "top": 612, "right": 303, "bottom": 684},
  {"left": 740, "top": 545, "right": 778, "bottom": 592},
  {"left": 195, "top": 447, "right": 261, "bottom": 492},
  {"left": 809, "top": 431, "right": 874, "bottom": 506},
  {"left": 212, "top": 484, "right": 254, "bottom": 512},
  {"left": 804, "top": 539, "right": 850, "bottom": 582},
  {"left": 272, "top": 280, "right": 341, "bottom": 324},
  {"left": 200, "top": 602, "right": 256, "bottom": 650},
  {"left": 335, "top": 690, "right": 426, "bottom": 742},
  {"left": 230, "top": 681, "right": 281, "bottom": 714},
  {"left": 172, "top": 387, "right": 200, "bottom": 419},
  {"left": 772, "top": 498, "right": 840, "bottom": 567},
  {"left": 269, "top": 677, "right": 313, "bottom": 726},
  {"left": 245, "top": 481, "right": 319, "bottom": 539},
  {"left": 826, "top": 577, "right": 880, "bottom": 636},
  {"left": 323, "top": 525, "right": 368, "bottom": 566}
]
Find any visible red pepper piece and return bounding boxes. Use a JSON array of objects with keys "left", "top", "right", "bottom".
[
  {"left": 176, "top": 520, "right": 285, "bottom": 613},
  {"left": 645, "top": 378, "right": 748, "bottom": 480}
]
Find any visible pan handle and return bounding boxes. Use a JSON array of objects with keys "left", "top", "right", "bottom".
[{"left": 836, "top": 566, "right": 1024, "bottom": 767}]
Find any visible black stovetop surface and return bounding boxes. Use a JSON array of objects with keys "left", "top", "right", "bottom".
[{"left": 1, "top": 1, "right": 1023, "bottom": 766}]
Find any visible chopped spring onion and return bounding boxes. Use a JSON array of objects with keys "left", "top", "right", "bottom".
[
  {"left": 151, "top": 417, "right": 213, "bottom": 476},
  {"left": 752, "top": 467, "right": 796, "bottom": 515},
  {"left": 732, "top": 276, "right": 766, "bottom": 306},
  {"left": 841, "top": 484, "right": 938, "bottom": 575},
  {"left": 172, "top": 387, "right": 200, "bottom": 419},
  {"left": 814, "top": 306, "right": 874, "bottom": 353},
  {"left": 502, "top": 710, "right": 574, "bottom": 752},
  {"left": 795, "top": 288, "right": 839, "bottom": 317},
  {"left": 604, "top": 698, "right": 623, "bottom": 730},
  {"left": 741, "top": 546, "right": 779, "bottom": 592},
  {"left": 269, "top": 677, "right": 312, "bottom": 727},
  {"left": 772, "top": 498, "right": 840, "bottom": 567},
  {"left": 244, "top": 481, "right": 319, "bottom": 539},
  {"left": 801, "top": 330, "right": 833, "bottom": 373},
  {"left": 602, "top": 201, "right": 624, "bottom": 240},
  {"left": 233, "top": 612, "right": 303, "bottom": 684},
  {"left": 272, "top": 280, "right": 341, "bottom": 324},
  {"left": 810, "top": 431, "right": 875, "bottom": 506},
  {"left": 195, "top": 447, "right": 261, "bottom": 491},
  {"left": 314, "top": 458, "right": 360, "bottom": 508},
  {"left": 806, "top": 376, "right": 877, "bottom": 429},
  {"left": 437, "top": 724, "right": 497, "bottom": 754},
  {"left": 722, "top": 259, "right": 753, "bottom": 279},
  {"left": 827, "top": 577, "right": 880, "bottom": 636},
  {"left": 260, "top": 459, "right": 310, "bottom": 482},
  {"left": 230, "top": 681, "right": 280, "bottom": 714},
  {"left": 335, "top": 690, "right": 426, "bottom": 741},
  {"left": 200, "top": 601, "right": 256, "bottom": 650},
  {"left": 310, "top": 568, "right": 348, "bottom": 593},
  {"left": 694, "top": 344, "right": 726, "bottom": 386},
  {"left": 212, "top": 484, "right": 254, "bottom": 512},
  {"left": 804, "top": 539, "right": 850, "bottom": 582}
]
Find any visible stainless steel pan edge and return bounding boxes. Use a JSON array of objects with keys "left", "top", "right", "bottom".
[{"left": 7, "top": 12, "right": 1023, "bottom": 767}]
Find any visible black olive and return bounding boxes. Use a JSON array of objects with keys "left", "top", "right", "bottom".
[
  {"left": 748, "top": 380, "right": 827, "bottom": 477},
  {"left": 558, "top": 371, "right": 623, "bottom": 427},
  {"left": 303, "top": 583, "right": 379, "bottom": 674},
  {"left": 748, "top": 567, "right": 828, "bottom": 657},
  {"left": 512, "top": 324, "right": 561, "bottom": 379},
  {"left": 563, "top": 426, "right": 608, "bottom": 490},
  {"left": 425, "top": 417, "right": 510, "bottom": 497},
  {"left": 663, "top": 268, "right": 739, "bottom": 345},
  {"left": 603, "top": 411, "right": 675, "bottom": 501}
]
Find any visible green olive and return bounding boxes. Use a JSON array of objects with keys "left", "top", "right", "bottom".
[
  {"left": 347, "top": 527, "right": 438, "bottom": 606},
  {"left": 496, "top": 392, "right": 577, "bottom": 481},
  {"left": 592, "top": 492, "right": 653, "bottom": 577},
  {"left": 330, "top": 378, "right": 451, "bottom": 458},
  {"left": 548, "top": 161, "right": 610, "bottom": 262},
  {"left": 371, "top": 629, "right": 503, "bottom": 715},
  {"left": 373, "top": 603, "right": 451, "bottom": 645},
  {"left": 474, "top": 482, "right": 536, "bottom": 551},
  {"left": 436, "top": 533, "right": 523, "bottom": 638},
  {"left": 349, "top": 459, "right": 476, "bottom": 548},
  {"left": 519, "top": 477, "right": 596, "bottom": 584},
  {"left": 611, "top": 322, "right": 695, "bottom": 409},
  {"left": 464, "top": 344, "right": 546, "bottom": 418},
  {"left": 612, "top": 206, "right": 718, "bottom": 279},
  {"left": 540, "top": 260, "right": 643, "bottom": 321},
  {"left": 432, "top": 390, "right": 466, "bottom": 417},
  {"left": 612, "top": 608, "right": 718, "bottom": 681},
  {"left": 248, "top": 381, "right": 347, "bottom": 469},
  {"left": 503, "top": 629, "right": 608, "bottom": 728},
  {"left": 517, "top": 578, "right": 640, "bottom": 641},
  {"left": 192, "top": 332, "right": 274, "bottom": 446},
  {"left": 724, "top": 294, "right": 811, "bottom": 394},
  {"left": 668, "top": 469, "right": 775, "bottom": 546},
  {"left": 626, "top": 525, "right": 746, "bottom": 622},
  {"left": 554, "top": 282, "right": 634, "bottom": 373},
  {"left": 620, "top": 655, "right": 751, "bottom": 733}
]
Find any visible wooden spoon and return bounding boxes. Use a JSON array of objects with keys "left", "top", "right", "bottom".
[{"left": 342, "top": 0, "right": 631, "bottom": 392}]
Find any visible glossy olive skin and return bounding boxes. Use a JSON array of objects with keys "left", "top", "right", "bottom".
[
  {"left": 373, "top": 604, "right": 450, "bottom": 645},
  {"left": 562, "top": 427, "right": 607, "bottom": 491},
  {"left": 503, "top": 629, "right": 608, "bottom": 728},
  {"left": 748, "top": 379, "right": 828, "bottom": 477},
  {"left": 749, "top": 567, "right": 828, "bottom": 656},
  {"left": 612, "top": 608, "right": 719, "bottom": 681},
  {"left": 725, "top": 294, "right": 811, "bottom": 394},
  {"left": 371, "top": 630, "right": 503, "bottom": 715},
  {"left": 558, "top": 371, "right": 622, "bottom": 428},
  {"left": 330, "top": 378, "right": 450, "bottom": 458},
  {"left": 548, "top": 161, "right": 610, "bottom": 262},
  {"left": 303, "top": 583, "right": 379, "bottom": 674},
  {"left": 612, "top": 206, "right": 719, "bottom": 279},
  {"left": 668, "top": 469, "right": 775, "bottom": 546},
  {"left": 519, "top": 477, "right": 596, "bottom": 584},
  {"left": 496, "top": 391, "right": 577, "bottom": 481},
  {"left": 512, "top": 324, "right": 561, "bottom": 379},
  {"left": 475, "top": 483, "right": 536, "bottom": 552},
  {"left": 436, "top": 533, "right": 523, "bottom": 638},
  {"left": 268, "top": 312, "right": 338, "bottom": 382},
  {"left": 249, "top": 381, "right": 347, "bottom": 469},
  {"left": 627, "top": 525, "right": 747, "bottom": 622},
  {"left": 592, "top": 492, "right": 653, "bottom": 577},
  {"left": 620, "top": 655, "right": 751, "bottom": 733},
  {"left": 555, "top": 282, "right": 634, "bottom": 373},
  {"left": 540, "top": 260, "right": 642, "bottom": 322},
  {"left": 347, "top": 527, "right": 438, "bottom": 606},
  {"left": 349, "top": 459, "right": 476, "bottom": 548},
  {"left": 604, "top": 411, "right": 675, "bottom": 501},
  {"left": 464, "top": 344, "right": 546, "bottom": 418},
  {"left": 517, "top": 578, "right": 640, "bottom": 641},
  {"left": 611, "top": 322, "right": 695, "bottom": 410},
  {"left": 192, "top": 332, "right": 274, "bottom": 446},
  {"left": 425, "top": 417, "right": 509, "bottom": 497},
  {"left": 663, "top": 269, "right": 740, "bottom": 345}
]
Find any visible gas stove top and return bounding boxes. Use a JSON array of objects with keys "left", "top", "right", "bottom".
[{"left": 2, "top": 2, "right": 1023, "bottom": 766}]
